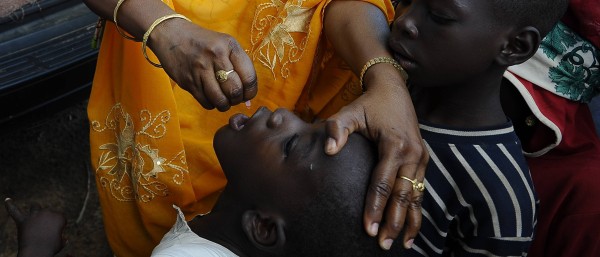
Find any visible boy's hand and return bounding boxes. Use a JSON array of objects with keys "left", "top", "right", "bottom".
[
  {"left": 324, "top": 65, "right": 428, "bottom": 250},
  {"left": 4, "top": 198, "right": 67, "bottom": 257}
]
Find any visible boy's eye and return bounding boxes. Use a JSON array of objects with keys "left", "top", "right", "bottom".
[
  {"left": 429, "top": 11, "right": 454, "bottom": 24},
  {"left": 284, "top": 134, "right": 299, "bottom": 158}
]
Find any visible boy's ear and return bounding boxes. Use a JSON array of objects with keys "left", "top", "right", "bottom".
[
  {"left": 242, "top": 210, "right": 286, "bottom": 254},
  {"left": 496, "top": 26, "right": 541, "bottom": 66}
]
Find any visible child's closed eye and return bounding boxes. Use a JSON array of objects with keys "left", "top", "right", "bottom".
[
  {"left": 428, "top": 10, "right": 455, "bottom": 24},
  {"left": 284, "top": 134, "right": 299, "bottom": 158}
]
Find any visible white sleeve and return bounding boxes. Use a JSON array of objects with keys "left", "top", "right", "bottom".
[{"left": 151, "top": 205, "right": 239, "bottom": 257}]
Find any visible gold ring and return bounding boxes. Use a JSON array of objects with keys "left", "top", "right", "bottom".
[
  {"left": 216, "top": 70, "right": 234, "bottom": 83},
  {"left": 400, "top": 176, "right": 425, "bottom": 192}
]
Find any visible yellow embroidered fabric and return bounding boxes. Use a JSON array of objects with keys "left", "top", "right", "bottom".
[{"left": 88, "top": 0, "right": 394, "bottom": 256}]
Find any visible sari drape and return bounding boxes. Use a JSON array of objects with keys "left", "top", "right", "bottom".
[{"left": 87, "top": 0, "right": 394, "bottom": 256}]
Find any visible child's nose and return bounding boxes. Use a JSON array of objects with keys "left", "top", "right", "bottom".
[
  {"left": 400, "top": 19, "right": 418, "bottom": 39},
  {"left": 267, "top": 111, "right": 283, "bottom": 129},
  {"left": 394, "top": 12, "right": 419, "bottom": 39}
]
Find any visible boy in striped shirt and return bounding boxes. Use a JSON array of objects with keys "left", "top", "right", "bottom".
[{"left": 388, "top": 0, "right": 569, "bottom": 255}]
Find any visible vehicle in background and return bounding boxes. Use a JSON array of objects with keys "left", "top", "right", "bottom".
[{"left": 0, "top": 0, "right": 99, "bottom": 128}]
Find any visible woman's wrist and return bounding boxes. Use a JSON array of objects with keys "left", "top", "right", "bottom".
[
  {"left": 142, "top": 14, "right": 191, "bottom": 67},
  {"left": 359, "top": 56, "right": 407, "bottom": 92},
  {"left": 361, "top": 61, "right": 408, "bottom": 94},
  {"left": 147, "top": 16, "right": 191, "bottom": 47},
  {"left": 89, "top": 0, "right": 179, "bottom": 39}
]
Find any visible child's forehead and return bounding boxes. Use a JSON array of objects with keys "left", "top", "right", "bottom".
[
  {"left": 455, "top": 0, "right": 495, "bottom": 13},
  {"left": 416, "top": 0, "right": 498, "bottom": 19}
]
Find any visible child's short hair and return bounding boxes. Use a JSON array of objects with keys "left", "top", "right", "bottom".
[
  {"left": 285, "top": 134, "right": 404, "bottom": 256},
  {"left": 492, "top": 0, "right": 569, "bottom": 36}
]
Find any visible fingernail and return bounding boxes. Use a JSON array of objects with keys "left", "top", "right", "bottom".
[
  {"left": 245, "top": 100, "right": 251, "bottom": 109},
  {"left": 369, "top": 223, "right": 379, "bottom": 236},
  {"left": 326, "top": 138, "right": 337, "bottom": 153},
  {"left": 405, "top": 239, "right": 414, "bottom": 249},
  {"left": 381, "top": 239, "right": 393, "bottom": 250}
]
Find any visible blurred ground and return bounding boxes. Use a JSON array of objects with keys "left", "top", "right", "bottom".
[
  {"left": 0, "top": 0, "right": 36, "bottom": 17},
  {"left": 0, "top": 98, "right": 112, "bottom": 257}
]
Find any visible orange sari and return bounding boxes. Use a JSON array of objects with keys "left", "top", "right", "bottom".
[{"left": 88, "top": 0, "right": 394, "bottom": 255}]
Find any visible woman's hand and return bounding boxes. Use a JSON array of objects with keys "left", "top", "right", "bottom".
[
  {"left": 5, "top": 198, "right": 67, "bottom": 257},
  {"left": 325, "top": 64, "right": 428, "bottom": 250},
  {"left": 148, "top": 18, "right": 258, "bottom": 112}
]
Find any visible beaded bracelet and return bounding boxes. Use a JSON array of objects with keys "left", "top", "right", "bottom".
[
  {"left": 359, "top": 56, "right": 408, "bottom": 92},
  {"left": 142, "top": 14, "right": 191, "bottom": 68},
  {"left": 113, "top": 0, "right": 138, "bottom": 41}
]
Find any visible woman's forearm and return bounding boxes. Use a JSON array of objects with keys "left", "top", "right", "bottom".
[
  {"left": 82, "top": 0, "right": 177, "bottom": 40},
  {"left": 322, "top": 2, "right": 425, "bottom": 249},
  {"left": 323, "top": 1, "right": 394, "bottom": 76}
]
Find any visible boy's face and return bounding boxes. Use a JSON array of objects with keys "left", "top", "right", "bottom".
[
  {"left": 214, "top": 107, "right": 338, "bottom": 210},
  {"left": 389, "top": 0, "right": 506, "bottom": 87}
]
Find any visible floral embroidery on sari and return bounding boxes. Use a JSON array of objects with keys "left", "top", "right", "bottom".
[
  {"left": 251, "top": 0, "right": 315, "bottom": 78},
  {"left": 91, "top": 103, "right": 189, "bottom": 202}
]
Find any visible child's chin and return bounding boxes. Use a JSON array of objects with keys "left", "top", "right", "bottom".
[{"left": 213, "top": 127, "right": 233, "bottom": 153}]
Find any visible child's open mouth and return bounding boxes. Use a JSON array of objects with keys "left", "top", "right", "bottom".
[
  {"left": 228, "top": 113, "right": 249, "bottom": 131},
  {"left": 228, "top": 106, "right": 271, "bottom": 131}
]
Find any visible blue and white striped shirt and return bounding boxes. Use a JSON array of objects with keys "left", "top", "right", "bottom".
[{"left": 406, "top": 121, "right": 538, "bottom": 257}]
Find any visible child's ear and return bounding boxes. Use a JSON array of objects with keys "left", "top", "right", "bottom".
[
  {"left": 496, "top": 26, "right": 541, "bottom": 66},
  {"left": 242, "top": 210, "right": 286, "bottom": 254}
]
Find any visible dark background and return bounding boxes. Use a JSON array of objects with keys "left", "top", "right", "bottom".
[
  {"left": 0, "top": 0, "right": 110, "bottom": 254},
  {"left": 0, "top": 98, "right": 112, "bottom": 257}
]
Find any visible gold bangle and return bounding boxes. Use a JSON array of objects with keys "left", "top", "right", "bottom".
[
  {"left": 359, "top": 56, "right": 408, "bottom": 92},
  {"left": 113, "top": 0, "right": 138, "bottom": 41},
  {"left": 142, "top": 14, "right": 191, "bottom": 68}
]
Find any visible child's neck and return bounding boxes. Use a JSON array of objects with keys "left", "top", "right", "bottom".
[
  {"left": 188, "top": 193, "right": 252, "bottom": 257},
  {"left": 410, "top": 76, "right": 507, "bottom": 129}
]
